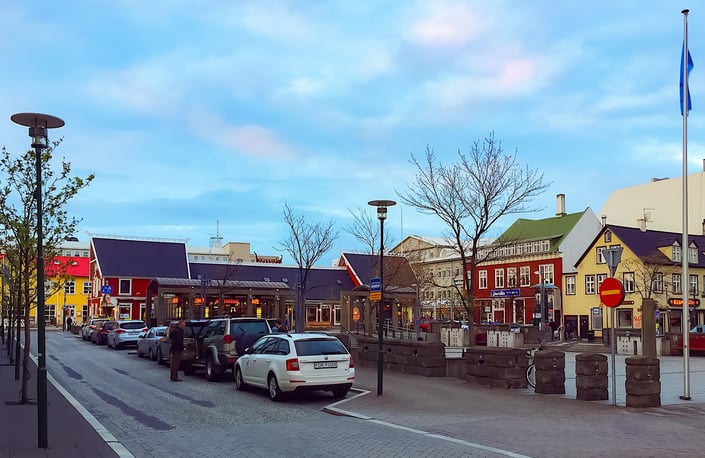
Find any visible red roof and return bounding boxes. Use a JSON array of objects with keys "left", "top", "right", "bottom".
[{"left": 45, "top": 256, "right": 89, "bottom": 277}]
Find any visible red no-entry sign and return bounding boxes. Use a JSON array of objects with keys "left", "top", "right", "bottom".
[{"left": 599, "top": 277, "right": 625, "bottom": 308}]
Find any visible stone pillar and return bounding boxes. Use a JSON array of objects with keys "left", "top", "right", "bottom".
[
  {"left": 575, "top": 353, "right": 608, "bottom": 401},
  {"left": 641, "top": 299, "right": 657, "bottom": 357},
  {"left": 534, "top": 350, "right": 565, "bottom": 394},
  {"left": 625, "top": 356, "right": 660, "bottom": 407}
]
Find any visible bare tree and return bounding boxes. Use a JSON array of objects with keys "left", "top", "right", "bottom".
[
  {"left": 277, "top": 203, "right": 338, "bottom": 332},
  {"left": 345, "top": 206, "right": 395, "bottom": 254},
  {"left": 397, "top": 132, "right": 550, "bottom": 325},
  {"left": 0, "top": 145, "right": 93, "bottom": 404},
  {"left": 621, "top": 253, "right": 676, "bottom": 302}
]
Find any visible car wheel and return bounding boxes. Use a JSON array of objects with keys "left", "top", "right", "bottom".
[
  {"left": 268, "top": 374, "right": 284, "bottom": 402},
  {"left": 332, "top": 387, "right": 349, "bottom": 398},
  {"left": 148, "top": 348, "right": 155, "bottom": 361},
  {"left": 235, "top": 366, "right": 247, "bottom": 391},
  {"left": 157, "top": 348, "right": 165, "bottom": 365},
  {"left": 206, "top": 357, "right": 222, "bottom": 382}
]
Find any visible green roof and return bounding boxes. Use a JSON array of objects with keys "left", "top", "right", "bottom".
[{"left": 496, "top": 211, "right": 584, "bottom": 250}]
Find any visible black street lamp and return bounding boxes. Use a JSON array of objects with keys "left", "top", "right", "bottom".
[
  {"left": 368, "top": 199, "right": 396, "bottom": 396},
  {"left": 11, "top": 112, "right": 64, "bottom": 449}
]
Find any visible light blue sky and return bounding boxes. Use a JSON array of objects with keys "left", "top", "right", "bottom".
[{"left": 0, "top": 1, "right": 702, "bottom": 265}]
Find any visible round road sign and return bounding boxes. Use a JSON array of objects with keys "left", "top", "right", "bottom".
[{"left": 599, "top": 277, "right": 625, "bottom": 308}]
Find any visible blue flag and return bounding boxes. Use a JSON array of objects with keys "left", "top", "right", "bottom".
[{"left": 680, "top": 43, "right": 693, "bottom": 115}]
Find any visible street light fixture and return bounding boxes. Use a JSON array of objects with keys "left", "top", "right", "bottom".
[
  {"left": 11, "top": 112, "right": 64, "bottom": 449},
  {"left": 368, "top": 199, "right": 396, "bottom": 396}
]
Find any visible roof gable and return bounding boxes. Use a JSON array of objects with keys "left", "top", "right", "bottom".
[
  {"left": 92, "top": 237, "right": 190, "bottom": 278},
  {"left": 498, "top": 212, "right": 584, "bottom": 247}
]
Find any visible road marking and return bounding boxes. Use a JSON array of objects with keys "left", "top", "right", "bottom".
[{"left": 324, "top": 389, "right": 531, "bottom": 458}]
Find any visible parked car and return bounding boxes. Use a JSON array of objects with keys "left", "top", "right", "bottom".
[
  {"left": 82, "top": 318, "right": 108, "bottom": 341},
  {"left": 419, "top": 318, "right": 435, "bottom": 332},
  {"left": 156, "top": 319, "right": 211, "bottom": 373},
  {"left": 234, "top": 332, "right": 355, "bottom": 401},
  {"left": 192, "top": 317, "right": 271, "bottom": 381},
  {"left": 92, "top": 321, "right": 116, "bottom": 345},
  {"left": 107, "top": 320, "right": 148, "bottom": 349},
  {"left": 137, "top": 326, "right": 168, "bottom": 360}
]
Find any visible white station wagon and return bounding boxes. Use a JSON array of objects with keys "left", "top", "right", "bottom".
[{"left": 234, "top": 332, "right": 355, "bottom": 401}]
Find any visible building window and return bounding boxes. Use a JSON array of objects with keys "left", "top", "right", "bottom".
[
  {"left": 672, "top": 243, "right": 681, "bottom": 262},
  {"left": 565, "top": 276, "right": 576, "bottom": 295},
  {"left": 617, "top": 309, "right": 633, "bottom": 328},
  {"left": 604, "top": 231, "right": 612, "bottom": 243},
  {"left": 494, "top": 269, "right": 504, "bottom": 288},
  {"left": 596, "top": 247, "right": 605, "bottom": 264},
  {"left": 519, "top": 266, "right": 530, "bottom": 287},
  {"left": 653, "top": 273, "right": 664, "bottom": 293},
  {"left": 689, "top": 245, "right": 698, "bottom": 264},
  {"left": 64, "top": 281, "right": 75, "bottom": 295},
  {"left": 83, "top": 281, "right": 91, "bottom": 295},
  {"left": 623, "top": 272, "right": 635, "bottom": 293},
  {"left": 585, "top": 275, "right": 596, "bottom": 295},
  {"left": 672, "top": 274, "right": 682, "bottom": 294},
  {"left": 507, "top": 268, "right": 517, "bottom": 287},
  {"left": 689, "top": 274, "right": 698, "bottom": 295},
  {"left": 119, "top": 278, "right": 132, "bottom": 295},
  {"left": 539, "top": 264, "right": 554, "bottom": 284},
  {"left": 479, "top": 271, "right": 488, "bottom": 289},
  {"left": 597, "top": 274, "right": 607, "bottom": 292}
]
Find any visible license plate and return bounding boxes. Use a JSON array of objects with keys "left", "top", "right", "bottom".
[{"left": 313, "top": 361, "right": 338, "bottom": 369}]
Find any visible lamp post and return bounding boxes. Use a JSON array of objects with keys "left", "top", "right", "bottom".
[
  {"left": 368, "top": 199, "right": 396, "bottom": 396},
  {"left": 11, "top": 112, "right": 64, "bottom": 449}
]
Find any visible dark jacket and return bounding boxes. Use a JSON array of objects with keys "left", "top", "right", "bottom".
[{"left": 170, "top": 326, "right": 184, "bottom": 353}]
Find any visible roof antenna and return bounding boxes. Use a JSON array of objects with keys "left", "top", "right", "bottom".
[{"left": 209, "top": 221, "right": 223, "bottom": 248}]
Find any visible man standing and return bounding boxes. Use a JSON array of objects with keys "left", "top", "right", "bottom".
[
  {"left": 170, "top": 320, "right": 186, "bottom": 382},
  {"left": 66, "top": 315, "right": 73, "bottom": 333}
]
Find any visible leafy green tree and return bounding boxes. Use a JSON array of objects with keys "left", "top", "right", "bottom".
[{"left": 0, "top": 143, "right": 93, "bottom": 404}]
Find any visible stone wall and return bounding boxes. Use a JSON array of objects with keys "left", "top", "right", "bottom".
[
  {"left": 465, "top": 347, "right": 529, "bottom": 388},
  {"left": 352, "top": 336, "right": 446, "bottom": 377}
]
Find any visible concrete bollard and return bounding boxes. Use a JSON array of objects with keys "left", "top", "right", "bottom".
[
  {"left": 575, "top": 353, "right": 608, "bottom": 401},
  {"left": 625, "top": 356, "right": 661, "bottom": 408},
  {"left": 535, "top": 350, "right": 565, "bottom": 394}
]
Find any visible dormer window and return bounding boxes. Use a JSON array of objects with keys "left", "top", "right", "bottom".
[
  {"left": 672, "top": 243, "right": 681, "bottom": 262},
  {"left": 604, "top": 230, "right": 612, "bottom": 243},
  {"left": 689, "top": 243, "right": 698, "bottom": 264}
]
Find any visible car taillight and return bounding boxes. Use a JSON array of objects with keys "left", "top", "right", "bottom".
[
  {"left": 100, "top": 330, "right": 108, "bottom": 334},
  {"left": 286, "top": 358, "right": 300, "bottom": 371},
  {"left": 115, "top": 329, "right": 126, "bottom": 334},
  {"left": 223, "top": 335, "right": 234, "bottom": 344},
  {"left": 141, "top": 327, "right": 148, "bottom": 333},
  {"left": 349, "top": 355, "right": 354, "bottom": 368}
]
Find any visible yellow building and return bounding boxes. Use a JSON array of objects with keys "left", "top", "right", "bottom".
[
  {"left": 45, "top": 241, "right": 90, "bottom": 326},
  {"left": 565, "top": 224, "right": 705, "bottom": 340}
]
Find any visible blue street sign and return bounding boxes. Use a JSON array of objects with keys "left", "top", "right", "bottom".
[
  {"left": 490, "top": 288, "right": 520, "bottom": 298},
  {"left": 101, "top": 285, "right": 113, "bottom": 295},
  {"left": 370, "top": 277, "right": 382, "bottom": 292}
]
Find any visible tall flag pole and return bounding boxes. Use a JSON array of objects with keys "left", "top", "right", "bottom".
[{"left": 680, "top": 8, "right": 692, "bottom": 401}]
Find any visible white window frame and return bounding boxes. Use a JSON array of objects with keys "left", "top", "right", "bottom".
[
  {"left": 119, "top": 278, "right": 132, "bottom": 295},
  {"left": 672, "top": 244, "right": 681, "bottom": 262},
  {"left": 585, "top": 275, "right": 596, "bottom": 295},
  {"left": 479, "top": 270, "right": 488, "bottom": 289},
  {"left": 596, "top": 246, "right": 605, "bottom": 264},
  {"left": 623, "top": 272, "right": 636, "bottom": 293},
  {"left": 507, "top": 268, "right": 517, "bottom": 287},
  {"left": 494, "top": 269, "right": 504, "bottom": 288},
  {"left": 689, "top": 244, "right": 698, "bottom": 264},
  {"left": 653, "top": 273, "right": 664, "bottom": 293},
  {"left": 64, "top": 281, "right": 75, "bottom": 295},
  {"left": 565, "top": 276, "right": 576, "bottom": 295},
  {"left": 519, "top": 266, "right": 530, "bottom": 287}
]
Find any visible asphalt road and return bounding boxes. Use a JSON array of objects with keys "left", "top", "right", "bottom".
[{"left": 39, "top": 332, "right": 502, "bottom": 457}]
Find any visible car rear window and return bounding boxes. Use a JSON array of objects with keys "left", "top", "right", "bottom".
[
  {"left": 230, "top": 321, "right": 269, "bottom": 336},
  {"left": 294, "top": 338, "right": 348, "bottom": 356},
  {"left": 121, "top": 321, "right": 146, "bottom": 330},
  {"left": 184, "top": 323, "right": 209, "bottom": 338}
]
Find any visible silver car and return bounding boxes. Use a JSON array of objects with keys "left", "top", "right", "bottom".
[
  {"left": 107, "top": 320, "right": 148, "bottom": 349},
  {"left": 136, "top": 326, "right": 168, "bottom": 360}
]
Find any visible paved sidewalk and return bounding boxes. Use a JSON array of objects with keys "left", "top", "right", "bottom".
[{"left": 0, "top": 332, "right": 126, "bottom": 458}]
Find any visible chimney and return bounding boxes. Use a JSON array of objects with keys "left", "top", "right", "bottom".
[
  {"left": 556, "top": 193, "right": 566, "bottom": 217},
  {"left": 637, "top": 218, "right": 647, "bottom": 232},
  {"left": 601, "top": 215, "right": 607, "bottom": 227},
  {"left": 702, "top": 219, "right": 705, "bottom": 235}
]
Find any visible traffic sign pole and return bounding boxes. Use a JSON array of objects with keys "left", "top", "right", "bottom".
[{"left": 599, "top": 276, "right": 624, "bottom": 407}]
